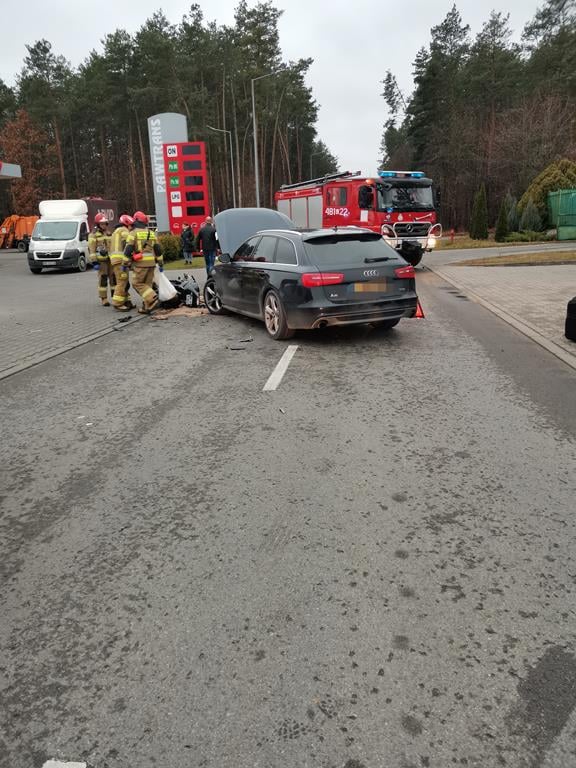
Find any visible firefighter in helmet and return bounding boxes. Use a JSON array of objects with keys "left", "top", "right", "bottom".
[
  {"left": 88, "top": 213, "right": 115, "bottom": 306},
  {"left": 110, "top": 214, "right": 134, "bottom": 311},
  {"left": 123, "top": 211, "right": 163, "bottom": 314}
]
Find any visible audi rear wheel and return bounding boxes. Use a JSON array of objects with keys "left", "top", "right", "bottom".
[{"left": 263, "top": 290, "right": 294, "bottom": 341}]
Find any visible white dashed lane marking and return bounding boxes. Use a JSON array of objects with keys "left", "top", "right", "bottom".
[
  {"left": 42, "top": 761, "right": 86, "bottom": 768},
  {"left": 263, "top": 345, "right": 298, "bottom": 391}
]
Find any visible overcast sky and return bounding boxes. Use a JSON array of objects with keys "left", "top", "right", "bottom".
[{"left": 0, "top": 0, "right": 542, "bottom": 176}]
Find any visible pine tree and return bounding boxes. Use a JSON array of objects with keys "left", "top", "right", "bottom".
[
  {"left": 495, "top": 199, "right": 509, "bottom": 241},
  {"left": 0, "top": 79, "right": 16, "bottom": 129},
  {"left": 470, "top": 184, "right": 489, "bottom": 239},
  {"left": 519, "top": 199, "right": 542, "bottom": 232},
  {"left": 504, "top": 192, "right": 519, "bottom": 231}
]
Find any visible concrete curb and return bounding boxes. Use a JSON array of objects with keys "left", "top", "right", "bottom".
[
  {"left": 427, "top": 265, "right": 576, "bottom": 373},
  {"left": 0, "top": 315, "right": 146, "bottom": 382}
]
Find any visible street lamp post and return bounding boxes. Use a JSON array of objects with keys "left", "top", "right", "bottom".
[
  {"left": 206, "top": 124, "right": 237, "bottom": 209},
  {"left": 251, "top": 69, "right": 283, "bottom": 208}
]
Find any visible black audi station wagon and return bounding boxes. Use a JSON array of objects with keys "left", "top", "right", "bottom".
[{"left": 204, "top": 208, "right": 418, "bottom": 340}]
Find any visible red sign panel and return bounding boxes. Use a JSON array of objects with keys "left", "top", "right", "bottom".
[{"left": 162, "top": 141, "right": 210, "bottom": 235}]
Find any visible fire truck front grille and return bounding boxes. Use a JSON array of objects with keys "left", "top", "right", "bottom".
[{"left": 395, "top": 223, "right": 430, "bottom": 237}]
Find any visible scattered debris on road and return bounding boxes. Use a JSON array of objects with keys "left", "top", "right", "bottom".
[{"left": 151, "top": 307, "right": 209, "bottom": 321}]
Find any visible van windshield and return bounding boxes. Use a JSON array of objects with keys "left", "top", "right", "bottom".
[{"left": 32, "top": 221, "right": 78, "bottom": 241}]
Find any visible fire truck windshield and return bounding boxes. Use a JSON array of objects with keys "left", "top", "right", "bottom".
[{"left": 377, "top": 183, "right": 434, "bottom": 212}]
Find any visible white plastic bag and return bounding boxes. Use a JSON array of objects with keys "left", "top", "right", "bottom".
[{"left": 157, "top": 270, "right": 178, "bottom": 302}]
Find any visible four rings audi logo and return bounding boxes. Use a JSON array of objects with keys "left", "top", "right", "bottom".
[{"left": 363, "top": 269, "right": 379, "bottom": 277}]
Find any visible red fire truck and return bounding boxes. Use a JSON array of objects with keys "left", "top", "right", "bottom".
[{"left": 275, "top": 170, "right": 442, "bottom": 266}]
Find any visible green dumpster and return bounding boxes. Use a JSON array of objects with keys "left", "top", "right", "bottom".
[{"left": 548, "top": 189, "right": 576, "bottom": 241}]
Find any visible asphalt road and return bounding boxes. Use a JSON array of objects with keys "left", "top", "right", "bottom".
[{"left": 1, "top": 261, "right": 576, "bottom": 768}]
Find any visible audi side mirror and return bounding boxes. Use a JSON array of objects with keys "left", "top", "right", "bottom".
[{"left": 219, "top": 252, "right": 231, "bottom": 264}]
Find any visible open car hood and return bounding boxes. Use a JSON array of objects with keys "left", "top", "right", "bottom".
[{"left": 214, "top": 208, "right": 295, "bottom": 257}]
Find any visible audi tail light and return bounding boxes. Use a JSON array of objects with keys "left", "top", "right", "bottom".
[
  {"left": 301, "top": 272, "right": 344, "bottom": 288},
  {"left": 394, "top": 265, "right": 416, "bottom": 279}
]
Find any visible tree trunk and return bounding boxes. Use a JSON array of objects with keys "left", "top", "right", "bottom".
[
  {"left": 269, "top": 89, "right": 285, "bottom": 207},
  {"left": 99, "top": 125, "right": 109, "bottom": 194},
  {"left": 278, "top": 128, "right": 292, "bottom": 184},
  {"left": 68, "top": 114, "right": 80, "bottom": 193},
  {"left": 221, "top": 68, "right": 230, "bottom": 205},
  {"left": 241, "top": 121, "right": 252, "bottom": 205},
  {"left": 230, "top": 80, "right": 242, "bottom": 206},
  {"left": 135, "top": 113, "right": 151, "bottom": 212},
  {"left": 260, "top": 122, "right": 268, "bottom": 205},
  {"left": 206, "top": 142, "right": 216, "bottom": 214},
  {"left": 128, "top": 119, "right": 139, "bottom": 210},
  {"left": 53, "top": 119, "right": 67, "bottom": 197},
  {"left": 295, "top": 126, "right": 302, "bottom": 181}
]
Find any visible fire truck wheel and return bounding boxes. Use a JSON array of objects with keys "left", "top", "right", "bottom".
[{"left": 263, "top": 289, "right": 294, "bottom": 341}]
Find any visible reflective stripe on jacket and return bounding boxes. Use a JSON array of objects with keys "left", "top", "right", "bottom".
[
  {"left": 124, "top": 227, "right": 163, "bottom": 267},
  {"left": 110, "top": 226, "right": 131, "bottom": 265},
  {"left": 88, "top": 230, "right": 111, "bottom": 262}
]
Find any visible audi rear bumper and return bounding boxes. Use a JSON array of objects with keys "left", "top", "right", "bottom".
[{"left": 286, "top": 296, "right": 418, "bottom": 330}]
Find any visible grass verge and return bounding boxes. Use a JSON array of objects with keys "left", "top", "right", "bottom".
[
  {"left": 163, "top": 257, "right": 205, "bottom": 271},
  {"left": 452, "top": 251, "right": 576, "bottom": 267}
]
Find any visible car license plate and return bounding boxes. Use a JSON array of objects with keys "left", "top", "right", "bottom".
[
  {"left": 353, "top": 281, "right": 387, "bottom": 293},
  {"left": 43, "top": 261, "right": 57, "bottom": 266}
]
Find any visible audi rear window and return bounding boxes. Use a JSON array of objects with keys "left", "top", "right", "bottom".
[{"left": 303, "top": 234, "right": 396, "bottom": 264}]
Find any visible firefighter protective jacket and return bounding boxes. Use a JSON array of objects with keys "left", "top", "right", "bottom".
[
  {"left": 123, "top": 224, "right": 163, "bottom": 268},
  {"left": 110, "top": 225, "right": 131, "bottom": 265},
  {"left": 88, "top": 228, "right": 111, "bottom": 263}
]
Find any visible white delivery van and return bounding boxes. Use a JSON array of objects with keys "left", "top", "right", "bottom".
[{"left": 27, "top": 200, "right": 90, "bottom": 274}]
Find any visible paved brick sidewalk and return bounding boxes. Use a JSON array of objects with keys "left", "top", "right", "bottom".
[
  {"left": 0, "top": 255, "right": 142, "bottom": 378},
  {"left": 429, "top": 262, "right": 576, "bottom": 359},
  {"left": 0, "top": 253, "right": 209, "bottom": 379}
]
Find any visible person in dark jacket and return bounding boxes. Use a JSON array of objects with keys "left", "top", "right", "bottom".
[
  {"left": 181, "top": 223, "right": 194, "bottom": 264},
  {"left": 196, "top": 217, "right": 218, "bottom": 275}
]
